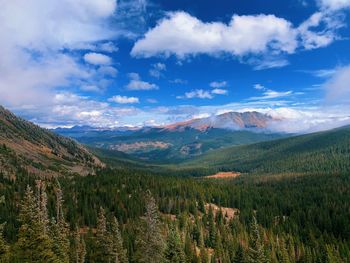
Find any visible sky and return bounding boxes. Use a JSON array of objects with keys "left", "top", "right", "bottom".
[{"left": 1, "top": 0, "right": 350, "bottom": 133}]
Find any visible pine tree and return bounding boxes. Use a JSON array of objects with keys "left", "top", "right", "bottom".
[
  {"left": 0, "top": 223, "right": 9, "bottom": 263},
  {"left": 14, "top": 185, "right": 58, "bottom": 262},
  {"left": 199, "top": 227, "right": 209, "bottom": 263},
  {"left": 50, "top": 186, "right": 70, "bottom": 263},
  {"left": 184, "top": 231, "right": 197, "bottom": 263},
  {"left": 110, "top": 216, "right": 128, "bottom": 263},
  {"left": 278, "top": 239, "right": 290, "bottom": 263},
  {"left": 248, "top": 216, "right": 268, "bottom": 263},
  {"left": 0, "top": 196, "right": 9, "bottom": 263},
  {"left": 233, "top": 244, "right": 245, "bottom": 263},
  {"left": 134, "top": 191, "right": 165, "bottom": 263},
  {"left": 207, "top": 206, "right": 216, "bottom": 248},
  {"left": 70, "top": 227, "right": 86, "bottom": 263},
  {"left": 164, "top": 225, "right": 186, "bottom": 263},
  {"left": 95, "top": 207, "right": 113, "bottom": 262}
]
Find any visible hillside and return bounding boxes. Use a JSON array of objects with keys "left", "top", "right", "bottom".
[
  {"left": 0, "top": 106, "right": 103, "bottom": 177},
  {"left": 181, "top": 125, "right": 350, "bottom": 175}
]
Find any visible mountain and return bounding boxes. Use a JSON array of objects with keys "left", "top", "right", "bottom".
[
  {"left": 54, "top": 111, "right": 284, "bottom": 163},
  {"left": 181, "top": 125, "right": 350, "bottom": 175},
  {"left": 0, "top": 106, "right": 103, "bottom": 177},
  {"left": 163, "top": 111, "right": 274, "bottom": 131}
]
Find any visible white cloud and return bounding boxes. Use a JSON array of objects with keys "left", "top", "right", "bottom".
[
  {"left": 252, "top": 58, "right": 290, "bottom": 70},
  {"left": 298, "top": 12, "right": 342, "bottom": 50},
  {"left": 318, "top": 0, "right": 350, "bottom": 10},
  {"left": 84, "top": 52, "right": 112, "bottom": 65},
  {"left": 108, "top": 95, "right": 140, "bottom": 104},
  {"left": 131, "top": 12, "right": 298, "bottom": 58},
  {"left": 149, "top": 63, "right": 166, "bottom": 78},
  {"left": 80, "top": 85, "right": 101, "bottom": 92},
  {"left": 125, "top": 73, "right": 159, "bottom": 91},
  {"left": 0, "top": 0, "right": 117, "bottom": 109},
  {"left": 147, "top": 98, "right": 158, "bottom": 103},
  {"left": 131, "top": 11, "right": 345, "bottom": 67},
  {"left": 210, "top": 81, "right": 227, "bottom": 88},
  {"left": 98, "top": 66, "right": 118, "bottom": 76},
  {"left": 254, "top": 84, "right": 265, "bottom": 90},
  {"left": 177, "top": 89, "right": 214, "bottom": 99},
  {"left": 170, "top": 79, "right": 188, "bottom": 84},
  {"left": 212, "top": 88, "right": 228, "bottom": 95},
  {"left": 324, "top": 65, "right": 350, "bottom": 103},
  {"left": 300, "top": 68, "right": 336, "bottom": 78},
  {"left": 249, "top": 89, "right": 294, "bottom": 100},
  {"left": 99, "top": 42, "right": 119, "bottom": 53}
]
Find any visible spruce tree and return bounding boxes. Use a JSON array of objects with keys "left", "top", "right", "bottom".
[
  {"left": 248, "top": 216, "right": 268, "bottom": 263},
  {"left": 50, "top": 186, "right": 70, "bottom": 263},
  {"left": 95, "top": 207, "right": 113, "bottom": 262},
  {"left": 233, "top": 244, "right": 245, "bottom": 263},
  {"left": 0, "top": 223, "right": 9, "bottom": 263},
  {"left": 14, "top": 185, "right": 58, "bottom": 262},
  {"left": 164, "top": 225, "right": 186, "bottom": 263},
  {"left": 199, "top": 227, "right": 209, "bottom": 263},
  {"left": 207, "top": 206, "right": 216, "bottom": 248},
  {"left": 134, "top": 191, "right": 165, "bottom": 263},
  {"left": 0, "top": 196, "right": 9, "bottom": 263},
  {"left": 110, "top": 216, "right": 128, "bottom": 263},
  {"left": 70, "top": 227, "right": 86, "bottom": 263}
]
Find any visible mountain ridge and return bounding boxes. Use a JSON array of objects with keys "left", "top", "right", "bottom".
[{"left": 0, "top": 105, "right": 103, "bottom": 177}]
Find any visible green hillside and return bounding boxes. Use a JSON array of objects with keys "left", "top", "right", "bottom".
[{"left": 181, "top": 125, "right": 350, "bottom": 174}]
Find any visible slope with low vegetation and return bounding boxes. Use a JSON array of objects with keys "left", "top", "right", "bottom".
[{"left": 0, "top": 106, "right": 102, "bottom": 177}]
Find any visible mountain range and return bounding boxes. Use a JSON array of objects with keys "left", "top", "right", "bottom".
[
  {"left": 2, "top": 105, "right": 350, "bottom": 177},
  {"left": 54, "top": 111, "right": 284, "bottom": 162}
]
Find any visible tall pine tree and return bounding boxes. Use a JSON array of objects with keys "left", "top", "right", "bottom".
[
  {"left": 164, "top": 225, "right": 186, "bottom": 263},
  {"left": 110, "top": 216, "right": 128, "bottom": 263},
  {"left": 14, "top": 185, "right": 58, "bottom": 262},
  {"left": 134, "top": 191, "right": 165, "bottom": 263},
  {"left": 248, "top": 216, "right": 268, "bottom": 263}
]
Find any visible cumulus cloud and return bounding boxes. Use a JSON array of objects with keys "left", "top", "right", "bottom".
[
  {"left": 254, "top": 84, "right": 266, "bottom": 90},
  {"left": 177, "top": 89, "right": 214, "bottom": 99},
  {"left": 84, "top": 52, "right": 112, "bottom": 65},
  {"left": 149, "top": 63, "right": 166, "bottom": 78},
  {"left": 298, "top": 12, "right": 343, "bottom": 50},
  {"left": 131, "top": 12, "right": 298, "bottom": 59},
  {"left": 131, "top": 11, "right": 345, "bottom": 67},
  {"left": 324, "top": 65, "right": 350, "bottom": 103},
  {"left": 125, "top": 73, "right": 159, "bottom": 90},
  {"left": 211, "top": 88, "right": 228, "bottom": 95},
  {"left": 0, "top": 0, "right": 117, "bottom": 109},
  {"left": 108, "top": 95, "right": 140, "bottom": 104},
  {"left": 210, "top": 81, "right": 228, "bottom": 88},
  {"left": 98, "top": 66, "right": 118, "bottom": 77},
  {"left": 318, "top": 0, "right": 350, "bottom": 10}
]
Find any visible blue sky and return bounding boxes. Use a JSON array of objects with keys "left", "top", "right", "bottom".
[{"left": 1, "top": 0, "right": 350, "bottom": 132}]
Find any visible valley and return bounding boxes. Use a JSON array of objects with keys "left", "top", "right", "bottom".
[{"left": 1, "top": 106, "right": 350, "bottom": 262}]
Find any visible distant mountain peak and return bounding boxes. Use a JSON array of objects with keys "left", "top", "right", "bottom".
[{"left": 163, "top": 111, "right": 274, "bottom": 132}]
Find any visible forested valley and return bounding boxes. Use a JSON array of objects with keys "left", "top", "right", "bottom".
[{"left": 1, "top": 166, "right": 350, "bottom": 262}]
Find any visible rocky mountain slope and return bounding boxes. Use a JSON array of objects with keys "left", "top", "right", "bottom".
[{"left": 0, "top": 106, "right": 103, "bottom": 177}]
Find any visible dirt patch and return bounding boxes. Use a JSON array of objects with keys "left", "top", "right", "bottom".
[
  {"left": 204, "top": 171, "right": 241, "bottom": 179},
  {"left": 205, "top": 203, "right": 239, "bottom": 221},
  {"left": 109, "top": 141, "right": 171, "bottom": 153}
]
